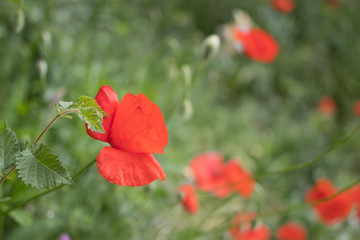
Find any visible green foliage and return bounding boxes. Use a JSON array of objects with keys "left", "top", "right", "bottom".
[
  {"left": 0, "top": 125, "right": 19, "bottom": 174},
  {"left": 16, "top": 144, "right": 74, "bottom": 190},
  {"left": 72, "top": 96, "right": 108, "bottom": 134},
  {"left": 57, "top": 101, "right": 74, "bottom": 112}
]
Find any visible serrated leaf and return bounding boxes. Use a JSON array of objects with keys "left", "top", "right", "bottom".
[
  {"left": 73, "top": 96, "right": 108, "bottom": 133},
  {"left": 16, "top": 144, "right": 74, "bottom": 190},
  {"left": 58, "top": 101, "right": 74, "bottom": 111},
  {"left": 0, "top": 126, "right": 19, "bottom": 174}
]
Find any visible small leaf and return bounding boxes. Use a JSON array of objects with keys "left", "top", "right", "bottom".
[
  {"left": 58, "top": 101, "right": 74, "bottom": 111},
  {"left": 16, "top": 144, "right": 74, "bottom": 190},
  {"left": 0, "top": 125, "right": 19, "bottom": 174},
  {"left": 72, "top": 96, "right": 108, "bottom": 133}
]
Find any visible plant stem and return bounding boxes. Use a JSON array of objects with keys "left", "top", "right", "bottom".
[
  {"left": 0, "top": 166, "right": 16, "bottom": 185},
  {"left": 0, "top": 109, "right": 78, "bottom": 185},
  {"left": 258, "top": 178, "right": 360, "bottom": 219},
  {"left": 4, "top": 159, "right": 96, "bottom": 214},
  {"left": 256, "top": 122, "right": 360, "bottom": 179},
  {"left": 33, "top": 109, "right": 78, "bottom": 145}
]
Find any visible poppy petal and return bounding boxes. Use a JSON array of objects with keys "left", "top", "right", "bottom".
[
  {"left": 86, "top": 85, "right": 119, "bottom": 142},
  {"left": 223, "top": 160, "right": 255, "bottom": 198},
  {"left": 233, "top": 28, "right": 279, "bottom": 63},
  {"left": 176, "top": 184, "right": 200, "bottom": 214},
  {"left": 189, "top": 152, "right": 228, "bottom": 192},
  {"left": 109, "top": 93, "right": 168, "bottom": 154},
  {"left": 96, "top": 146, "right": 166, "bottom": 187},
  {"left": 276, "top": 222, "right": 307, "bottom": 240}
]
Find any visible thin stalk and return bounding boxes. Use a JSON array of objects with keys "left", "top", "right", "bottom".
[
  {"left": 0, "top": 166, "right": 16, "bottom": 185},
  {"left": 33, "top": 109, "right": 78, "bottom": 144},
  {"left": 0, "top": 109, "right": 78, "bottom": 185},
  {"left": 258, "top": 178, "right": 360, "bottom": 219},
  {"left": 4, "top": 159, "right": 96, "bottom": 214},
  {"left": 256, "top": 122, "right": 360, "bottom": 179}
]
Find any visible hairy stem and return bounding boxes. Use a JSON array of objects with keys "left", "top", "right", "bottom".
[
  {"left": 0, "top": 109, "right": 78, "bottom": 185},
  {"left": 33, "top": 109, "right": 78, "bottom": 145},
  {"left": 4, "top": 159, "right": 96, "bottom": 214},
  {"left": 0, "top": 166, "right": 16, "bottom": 185}
]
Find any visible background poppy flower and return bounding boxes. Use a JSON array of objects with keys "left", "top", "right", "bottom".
[
  {"left": 318, "top": 96, "right": 336, "bottom": 115},
  {"left": 176, "top": 184, "right": 199, "bottom": 214},
  {"left": 352, "top": 100, "right": 360, "bottom": 117},
  {"left": 230, "top": 213, "right": 271, "bottom": 240},
  {"left": 351, "top": 184, "right": 360, "bottom": 219},
  {"left": 189, "top": 152, "right": 255, "bottom": 198},
  {"left": 222, "top": 159, "right": 255, "bottom": 198},
  {"left": 305, "top": 178, "right": 353, "bottom": 225},
  {"left": 327, "top": 0, "right": 341, "bottom": 8},
  {"left": 232, "top": 28, "right": 280, "bottom": 63},
  {"left": 189, "top": 152, "right": 231, "bottom": 197},
  {"left": 276, "top": 222, "right": 307, "bottom": 240},
  {"left": 86, "top": 86, "right": 168, "bottom": 187},
  {"left": 271, "top": 0, "right": 296, "bottom": 13}
]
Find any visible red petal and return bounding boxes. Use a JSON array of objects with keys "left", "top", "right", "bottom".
[
  {"left": 189, "top": 152, "right": 228, "bottom": 192},
  {"left": 86, "top": 86, "right": 119, "bottom": 142},
  {"left": 176, "top": 184, "right": 199, "bottom": 214},
  {"left": 109, "top": 93, "right": 168, "bottom": 154},
  {"left": 96, "top": 146, "right": 166, "bottom": 187},
  {"left": 305, "top": 178, "right": 353, "bottom": 225},
  {"left": 271, "top": 0, "right": 295, "bottom": 13},
  {"left": 223, "top": 160, "right": 255, "bottom": 198},
  {"left": 234, "top": 28, "right": 279, "bottom": 63},
  {"left": 276, "top": 222, "right": 307, "bottom": 240}
]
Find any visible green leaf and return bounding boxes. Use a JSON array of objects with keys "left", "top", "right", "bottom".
[
  {"left": 0, "top": 125, "right": 19, "bottom": 174},
  {"left": 16, "top": 144, "right": 74, "bottom": 190},
  {"left": 57, "top": 101, "right": 74, "bottom": 112},
  {"left": 72, "top": 96, "right": 108, "bottom": 133}
]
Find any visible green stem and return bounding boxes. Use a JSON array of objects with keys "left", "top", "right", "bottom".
[
  {"left": 0, "top": 166, "right": 16, "bottom": 185},
  {"left": 258, "top": 178, "right": 360, "bottom": 219},
  {"left": 33, "top": 109, "right": 78, "bottom": 145},
  {"left": 0, "top": 109, "right": 78, "bottom": 185},
  {"left": 5, "top": 159, "right": 96, "bottom": 214},
  {"left": 257, "top": 122, "right": 360, "bottom": 179}
]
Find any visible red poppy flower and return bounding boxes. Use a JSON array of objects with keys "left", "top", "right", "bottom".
[
  {"left": 351, "top": 184, "right": 360, "bottom": 219},
  {"left": 232, "top": 28, "right": 280, "bottom": 63},
  {"left": 271, "top": 0, "right": 296, "bottom": 13},
  {"left": 230, "top": 213, "right": 271, "bottom": 240},
  {"left": 276, "top": 222, "right": 307, "bottom": 240},
  {"left": 86, "top": 86, "right": 168, "bottom": 187},
  {"left": 318, "top": 96, "right": 336, "bottom": 115},
  {"left": 189, "top": 152, "right": 255, "bottom": 198},
  {"left": 352, "top": 101, "right": 360, "bottom": 117},
  {"left": 305, "top": 178, "right": 353, "bottom": 225},
  {"left": 176, "top": 184, "right": 199, "bottom": 214},
  {"left": 327, "top": 0, "right": 341, "bottom": 8},
  {"left": 223, "top": 159, "right": 255, "bottom": 198}
]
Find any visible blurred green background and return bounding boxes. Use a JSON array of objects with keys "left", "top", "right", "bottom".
[{"left": 1, "top": 0, "right": 360, "bottom": 239}]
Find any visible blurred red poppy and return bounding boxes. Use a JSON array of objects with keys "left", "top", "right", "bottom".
[
  {"left": 318, "top": 96, "right": 336, "bottom": 115},
  {"left": 305, "top": 178, "right": 353, "bottom": 225},
  {"left": 230, "top": 213, "right": 271, "bottom": 240},
  {"left": 176, "top": 184, "right": 199, "bottom": 214},
  {"left": 86, "top": 86, "right": 168, "bottom": 187},
  {"left": 352, "top": 101, "right": 360, "bottom": 117},
  {"left": 270, "top": 0, "right": 296, "bottom": 13},
  {"left": 232, "top": 28, "right": 279, "bottom": 63},
  {"left": 351, "top": 184, "right": 360, "bottom": 219},
  {"left": 327, "top": 0, "right": 341, "bottom": 8},
  {"left": 189, "top": 152, "right": 255, "bottom": 198},
  {"left": 276, "top": 222, "right": 307, "bottom": 240}
]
